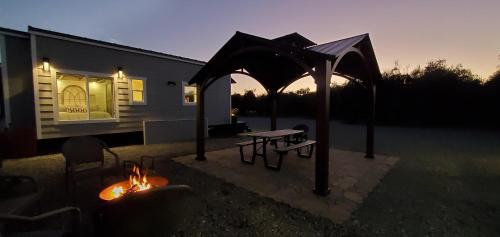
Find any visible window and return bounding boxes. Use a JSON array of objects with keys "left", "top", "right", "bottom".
[
  {"left": 183, "top": 82, "right": 197, "bottom": 105},
  {"left": 56, "top": 72, "right": 115, "bottom": 121},
  {"left": 129, "top": 78, "right": 146, "bottom": 104}
]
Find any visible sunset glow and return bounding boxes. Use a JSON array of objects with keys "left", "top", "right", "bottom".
[{"left": 2, "top": 0, "right": 498, "bottom": 95}]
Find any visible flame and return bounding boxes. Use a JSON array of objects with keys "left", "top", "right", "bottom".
[
  {"left": 129, "top": 165, "right": 151, "bottom": 192},
  {"left": 111, "top": 186, "right": 124, "bottom": 198},
  {"left": 109, "top": 165, "right": 152, "bottom": 200}
]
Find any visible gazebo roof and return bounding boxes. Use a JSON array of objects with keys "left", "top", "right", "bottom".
[
  {"left": 272, "top": 32, "right": 316, "bottom": 48},
  {"left": 190, "top": 31, "right": 380, "bottom": 196},
  {"left": 189, "top": 31, "right": 380, "bottom": 92},
  {"left": 308, "top": 34, "right": 366, "bottom": 56}
]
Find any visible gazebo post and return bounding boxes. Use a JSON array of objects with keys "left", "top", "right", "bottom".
[
  {"left": 365, "top": 83, "right": 376, "bottom": 158},
  {"left": 313, "top": 60, "right": 332, "bottom": 196},
  {"left": 195, "top": 82, "right": 206, "bottom": 161},
  {"left": 187, "top": 32, "right": 382, "bottom": 197},
  {"left": 270, "top": 91, "right": 278, "bottom": 131}
]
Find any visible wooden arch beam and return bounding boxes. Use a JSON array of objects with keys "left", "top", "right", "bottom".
[
  {"left": 196, "top": 45, "right": 319, "bottom": 161},
  {"left": 331, "top": 47, "right": 376, "bottom": 158}
]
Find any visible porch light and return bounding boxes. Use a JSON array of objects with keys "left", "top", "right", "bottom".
[
  {"left": 117, "top": 67, "right": 124, "bottom": 79},
  {"left": 42, "top": 57, "right": 50, "bottom": 72}
]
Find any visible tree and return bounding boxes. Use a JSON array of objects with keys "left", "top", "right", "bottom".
[
  {"left": 230, "top": 59, "right": 498, "bottom": 128},
  {"left": 296, "top": 88, "right": 310, "bottom": 96},
  {"left": 231, "top": 89, "right": 258, "bottom": 115}
]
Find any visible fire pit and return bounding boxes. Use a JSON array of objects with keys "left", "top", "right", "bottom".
[{"left": 99, "top": 165, "right": 168, "bottom": 201}]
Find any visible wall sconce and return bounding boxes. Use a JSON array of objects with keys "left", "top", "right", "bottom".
[
  {"left": 42, "top": 57, "right": 50, "bottom": 72},
  {"left": 167, "top": 81, "right": 176, "bottom": 87},
  {"left": 117, "top": 67, "right": 124, "bottom": 79}
]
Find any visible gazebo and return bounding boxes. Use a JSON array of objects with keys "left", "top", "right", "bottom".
[{"left": 189, "top": 32, "right": 381, "bottom": 196}]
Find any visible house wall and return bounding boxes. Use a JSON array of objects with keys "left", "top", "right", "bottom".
[
  {"left": 0, "top": 34, "right": 37, "bottom": 156},
  {"left": 33, "top": 35, "right": 230, "bottom": 139},
  {"left": 143, "top": 119, "right": 207, "bottom": 145},
  {"left": 5, "top": 36, "right": 35, "bottom": 129},
  {"left": 0, "top": 67, "right": 4, "bottom": 126},
  {"left": 0, "top": 35, "right": 7, "bottom": 129}
]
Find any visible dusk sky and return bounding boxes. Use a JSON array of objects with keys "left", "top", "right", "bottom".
[{"left": 1, "top": 0, "right": 499, "bottom": 94}]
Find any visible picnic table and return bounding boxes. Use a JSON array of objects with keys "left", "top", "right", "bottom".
[
  {"left": 248, "top": 129, "right": 303, "bottom": 151},
  {"left": 243, "top": 129, "right": 303, "bottom": 167}
]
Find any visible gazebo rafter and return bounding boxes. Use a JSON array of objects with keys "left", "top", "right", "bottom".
[{"left": 189, "top": 31, "right": 381, "bottom": 196}]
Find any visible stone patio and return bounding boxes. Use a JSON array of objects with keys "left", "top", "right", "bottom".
[{"left": 173, "top": 145, "right": 399, "bottom": 223}]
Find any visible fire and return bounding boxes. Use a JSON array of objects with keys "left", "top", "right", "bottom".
[
  {"left": 109, "top": 165, "right": 152, "bottom": 200},
  {"left": 111, "top": 186, "right": 124, "bottom": 198},
  {"left": 99, "top": 165, "right": 168, "bottom": 201},
  {"left": 129, "top": 165, "right": 151, "bottom": 192}
]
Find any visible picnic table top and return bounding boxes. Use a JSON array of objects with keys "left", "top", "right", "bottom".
[{"left": 246, "top": 129, "right": 303, "bottom": 138}]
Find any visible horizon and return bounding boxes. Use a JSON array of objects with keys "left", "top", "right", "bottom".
[
  {"left": 1, "top": 0, "right": 499, "bottom": 94},
  {"left": 1, "top": 2, "right": 500, "bottom": 235}
]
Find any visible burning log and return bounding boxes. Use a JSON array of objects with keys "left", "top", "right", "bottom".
[{"left": 99, "top": 165, "right": 167, "bottom": 201}]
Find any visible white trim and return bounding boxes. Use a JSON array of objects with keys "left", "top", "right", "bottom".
[
  {"left": 84, "top": 75, "right": 91, "bottom": 120},
  {"left": 114, "top": 74, "right": 120, "bottom": 122},
  {"left": 0, "top": 35, "right": 11, "bottom": 127},
  {"left": 56, "top": 118, "right": 118, "bottom": 125},
  {"left": 28, "top": 31, "right": 205, "bottom": 66},
  {"left": 54, "top": 68, "right": 117, "bottom": 78},
  {"left": 52, "top": 68, "right": 120, "bottom": 124},
  {"left": 0, "top": 30, "right": 29, "bottom": 39},
  {"left": 51, "top": 69, "right": 59, "bottom": 123},
  {"left": 30, "top": 35, "right": 42, "bottom": 139},
  {"left": 128, "top": 76, "right": 147, "bottom": 105}
]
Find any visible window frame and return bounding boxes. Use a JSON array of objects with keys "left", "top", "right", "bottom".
[
  {"left": 182, "top": 81, "right": 197, "bottom": 106},
  {"left": 52, "top": 68, "right": 119, "bottom": 124},
  {"left": 128, "top": 77, "right": 147, "bottom": 105}
]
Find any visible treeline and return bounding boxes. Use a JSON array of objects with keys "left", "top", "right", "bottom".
[{"left": 231, "top": 59, "right": 500, "bottom": 127}]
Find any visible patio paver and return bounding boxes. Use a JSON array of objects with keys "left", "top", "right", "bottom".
[{"left": 173, "top": 146, "right": 399, "bottom": 223}]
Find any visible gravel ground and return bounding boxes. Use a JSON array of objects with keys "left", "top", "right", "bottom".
[
  {"left": 4, "top": 117, "right": 500, "bottom": 236},
  {"left": 2, "top": 136, "right": 375, "bottom": 236},
  {"left": 244, "top": 117, "right": 500, "bottom": 237},
  {"left": 161, "top": 159, "right": 373, "bottom": 236}
]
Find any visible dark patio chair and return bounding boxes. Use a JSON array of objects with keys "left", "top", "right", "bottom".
[
  {"left": 292, "top": 124, "right": 309, "bottom": 144},
  {"left": 97, "top": 185, "right": 198, "bottom": 237},
  {"left": 139, "top": 155, "right": 156, "bottom": 175},
  {"left": 0, "top": 175, "right": 41, "bottom": 219},
  {"left": 122, "top": 155, "right": 156, "bottom": 177},
  {"left": 62, "top": 136, "right": 120, "bottom": 194},
  {"left": 0, "top": 206, "right": 81, "bottom": 237}
]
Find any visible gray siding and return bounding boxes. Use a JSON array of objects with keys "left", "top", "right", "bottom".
[
  {"left": 1, "top": 34, "right": 38, "bottom": 156},
  {"left": 34, "top": 36, "right": 230, "bottom": 139},
  {"left": 205, "top": 77, "right": 231, "bottom": 125},
  {"left": 5, "top": 35, "right": 36, "bottom": 128}
]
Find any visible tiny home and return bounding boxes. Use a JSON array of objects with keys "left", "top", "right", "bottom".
[{"left": 0, "top": 26, "right": 231, "bottom": 157}]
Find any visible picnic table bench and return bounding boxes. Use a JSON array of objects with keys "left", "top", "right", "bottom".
[
  {"left": 236, "top": 129, "right": 315, "bottom": 170},
  {"left": 236, "top": 137, "right": 281, "bottom": 164},
  {"left": 272, "top": 140, "right": 316, "bottom": 170}
]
